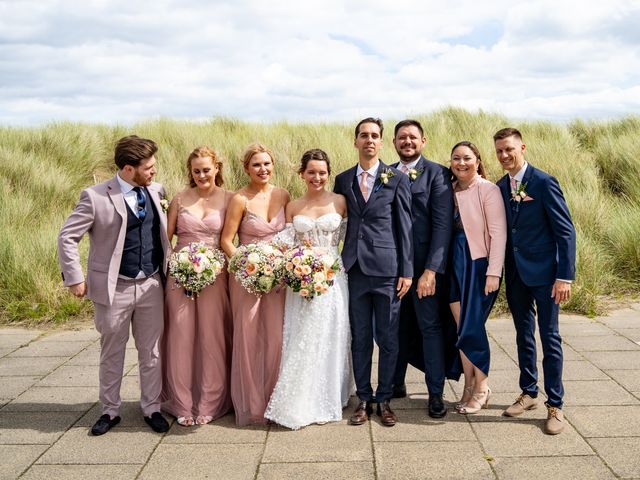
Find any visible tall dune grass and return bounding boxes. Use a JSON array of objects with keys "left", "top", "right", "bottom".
[{"left": 1, "top": 108, "right": 638, "bottom": 324}]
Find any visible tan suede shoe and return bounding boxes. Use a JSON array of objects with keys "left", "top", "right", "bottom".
[
  {"left": 544, "top": 403, "right": 565, "bottom": 435},
  {"left": 503, "top": 393, "right": 538, "bottom": 417}
]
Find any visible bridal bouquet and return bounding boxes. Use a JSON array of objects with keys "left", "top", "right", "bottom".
[
  {"left": 168, "top": 242, "right": 225, "bottom": 298},
  {"left": 282, "top": 244, "right": 342, "bottom": 300},
  {"left": 228, "top": 242, "right": 285, "bottom": 296}
]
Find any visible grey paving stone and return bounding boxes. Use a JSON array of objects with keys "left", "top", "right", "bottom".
[
  {"left": 0, "top": 333, "right": 41, "bottom": 349},
  {"left": 262, "top": 421, "right": 372, "bottom": 462},
  {"left": 0, "top": 445, "right": 48, "bottom": 480},
  {"left": 39, "top": 329, "right": 100, "bottom": 343},
  {"left": 605, "top": 369, "right": 640, "bottom": 391},
  {"left": 38, "top": 365, "right": 100, "bottom": 387},
  {"left": 556, "top": 322, "right": 614, "bottom": 336},
  {"left": 473, "top": 420, "right": 593, "bottom": 457},
  {"left": 20, "top": 464, "right": 141, "bottom": 480},
  {"left": 0, "top": 328, "right": 43, "bottom": 335},
  {"left": 37, "top": 427, "right": 161, "bottom": 464},
  {"left": 565, "top": 406, "right": 640, "bottom": 437},
  {"left": 615, "top": 328, "right": 640, "bottom": 342},
  {"left": 139, "top": 444, "right": 261, "bottom": 480},
  {"left": 0, "top": 356, "right": 67, "bottom": 376},
  {"left": 0, "top": 376, "right": 39, "bottom": 398},
  {"left": 371, "top": 408, "right": 475, "bottom": 442},
  {"left": 2, "top": 386, "right": 98, "bottom": 412},
  {"left": 596, "top": 309, "right": 640, "bottom": 329},
  {"left": 66, "top": 346, "right": 138, "bottom": 368},
  {"left": 563, "top": 334, "right": 640, "bottom": 352},
  {"left": 492, "top": 456, "right": 614, "bottom": 479},
  {"left": 8, "top": 341, "right": 93, "bottom": 358},
  {"left": 163, "top": 412, "right": 266, "bottom": 444},
  {"left": 375, "top": 441, "right": 494, "bottom": 480},
  {"left": 556, "top": 361, "right": 609, "bottom": 381},
  {"left": 589, "top": 437, "right": 640, "bottom": 478},
  {"left": 563, "top": 380, "right": 639, "bottom": 406},
  {"left": 257, "top": 461, "right": 375, "bottom": 480},
  {"left": 0, "top": 347, "right": 13, "bottom": 358},
  {"left": 581, "top": 351, "right": 640, "bottom": 370},
  {"left": 391, "top": 382, "right": 457, "bottom": 410},
  {"left": 0, "top": 411, "right": 82, "bottom": 444}
]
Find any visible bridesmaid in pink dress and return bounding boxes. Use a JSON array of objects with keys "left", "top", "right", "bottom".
[
  {"left": 162, "top": 146, "right": 234, "bottom": 426},
  {"left": 221, "top": 143, "right": 289, "bottom": 426}
]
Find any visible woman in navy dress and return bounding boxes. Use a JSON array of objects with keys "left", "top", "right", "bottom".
[{"left": 448, "top": 141, "right": 507, "bottom": 414}]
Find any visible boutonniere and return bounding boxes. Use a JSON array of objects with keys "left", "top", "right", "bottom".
[
  {"left": 408, "top": 168, "right": 423, "bottom": 182},
  {"left": 159, "top": 195, "right": 170, "bottom": 213},
  {"left": 511, "top": 182, "right": 532, "bottom": 203},
  {"left": 379, "top": 168, "right": 395, "bottom": 185}
]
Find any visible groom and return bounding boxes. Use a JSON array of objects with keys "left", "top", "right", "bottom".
[
  {"left": 494, "top": 127, "right": 576, "bottom": 435},
  {"left": 334, "top": 117, "right": 413, "bottom": 427}
]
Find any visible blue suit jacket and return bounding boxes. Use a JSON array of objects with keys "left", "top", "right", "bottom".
[
  {"left": 334, "top": 161, "right": 413, "bottom": 278},
  {"left": 392, "top": 156, "right": 453, "bottom": 277},
  {"left": 497, "top": 164, "right": 576, "bottom": 287}
]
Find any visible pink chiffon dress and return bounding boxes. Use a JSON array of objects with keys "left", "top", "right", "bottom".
[
  {"left": 229, "top": 205, "right": 286, "bottom": 426},
  {"left": 161, "top": 200, "right": 233, "bottom": 421}
]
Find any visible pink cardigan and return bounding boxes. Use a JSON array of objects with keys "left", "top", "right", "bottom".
[{"left": 454, "top": 177, "right": 507, "bottom": 277}]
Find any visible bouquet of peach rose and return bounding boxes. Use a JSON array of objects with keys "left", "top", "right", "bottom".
[
  {"left": 228, "top": 242, "right": 285, "bottom": 296},
  {"left": 168, "top": 242, "right": 225, "bottom": 298},
  {"left": 282, "top": 244, "right": 342, "bottom": 300}
]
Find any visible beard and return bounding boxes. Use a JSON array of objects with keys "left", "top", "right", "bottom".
[{"left": 132, "top": 170, "right": 152, "bottom": 186}]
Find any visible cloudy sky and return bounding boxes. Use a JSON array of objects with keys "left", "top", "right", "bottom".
[{"left": 1, "top": 0, "right": 638, "bottom": 125}]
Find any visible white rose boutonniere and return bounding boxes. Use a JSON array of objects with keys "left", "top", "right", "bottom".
[
  {"left": 159, "top": 196, "right": 170, "bottom": 213},
  {"left": 379, "top": 168, "right": 396, "bottom": 185},
  {"left": 408, "top": 168, "right": 423, "bottom": 182}
]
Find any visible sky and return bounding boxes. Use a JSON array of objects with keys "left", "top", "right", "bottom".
[{"left": 1, "top": 0, "right": 639, "bottom": 125}]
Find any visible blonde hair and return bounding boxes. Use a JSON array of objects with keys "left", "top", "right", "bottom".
[
  {"left": 186, "top": 146, "right": 224, "bottom": 187},
  {"left": 241, "top": 143, "right": 275, "bottom": 169}
]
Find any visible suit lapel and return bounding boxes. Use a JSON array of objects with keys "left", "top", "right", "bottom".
[
  {"left": 512, "top": 165, "right": 534, "bottom": 225},
  {"left": 348, "top": 167, "right": 365, "bottom": 214},
  {"left": 107, "top": 176, "right": 127, "bottom": 222},
  {"left": 362, "top": 161, "right": 386, "bottom": 213},
  {"left": 498, "top": 174, "right": 514, "bottom": 226}
]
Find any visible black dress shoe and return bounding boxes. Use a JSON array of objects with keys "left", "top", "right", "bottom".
[
  {"left": 91, "top": 414, "right": 121, "bottom": 436},
  {"left": 144, "top": 412, "right": 170, "bottom": 433},
  {"left": 392, "top": 383, "right": 407, "bottom": 399},
  {"left": 428, "top": 394, "right": 447, "bottom": 419}
]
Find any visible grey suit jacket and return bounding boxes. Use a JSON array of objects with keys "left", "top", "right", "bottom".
[{"left": 57, "top": 176, "right": 170, "bottom": 306}]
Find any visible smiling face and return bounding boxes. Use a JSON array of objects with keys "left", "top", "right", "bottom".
[
  {"left": 393, "top": 125, "right": 426, "bottom": 163},
  {"left": 450, "top": 145, "right": 480, "bottom": 184},
  {"left": 301, "top": 159, "right": 329, "bottom": 192},
  {"left": 495, "top": 135, "right": 526, "bottom": 175},
  {"left": 354, "top": 122, "right": 382, "bottom": 160},
  {"left": 245, "top": 151, "right": 273, "bottom": 185},
  {"left": 190, "top": 156, "right": 218, "bottom": 191}
]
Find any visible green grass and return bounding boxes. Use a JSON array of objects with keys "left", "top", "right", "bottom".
[{"left": 1, "top": 108, "right": 638, "bottom": 324}]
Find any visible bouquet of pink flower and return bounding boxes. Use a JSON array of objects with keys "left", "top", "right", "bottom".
[
  {"left": 282, "top": 244, "right": 342, "bottom": 300},
  {"left": 228, "top": 242, "right": 285, "bottom": 296},
  {"left": 168, "top": 242, "right": 225, "bottom": 298}
]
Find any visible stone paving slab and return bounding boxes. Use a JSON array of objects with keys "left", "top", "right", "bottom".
[
  {"left": 491, "top": 456, "right": 615, "bottom": 479},
  {"left": 1, "top": 303, "right": 640, "bottom": 480}
]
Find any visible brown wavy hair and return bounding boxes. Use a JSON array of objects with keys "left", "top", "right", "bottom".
[{"left": 450, "top": 141, "right": 486, "bottom": 179}]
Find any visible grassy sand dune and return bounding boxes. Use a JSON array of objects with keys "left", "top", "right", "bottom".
[{"left": 1, "top": 108, "right": 638, "bottom": 324}]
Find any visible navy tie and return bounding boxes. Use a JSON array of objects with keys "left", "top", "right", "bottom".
[{"left": 133, "top": 187, "right": 146, "bottom": 220}]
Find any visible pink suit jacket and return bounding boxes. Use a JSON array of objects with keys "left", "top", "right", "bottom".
[
  {"left": 58, "top": 176, "right": 170, "bottom": 306},
  {"left": 454, "top": 177, "right": 507, "bottom": 278}
]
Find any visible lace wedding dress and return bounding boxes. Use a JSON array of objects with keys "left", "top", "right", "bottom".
[{"left": 264, "top": 213, "right": 353, "bottom": 429}]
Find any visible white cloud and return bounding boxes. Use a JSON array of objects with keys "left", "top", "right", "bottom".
[{"left": 0, "top": 0, "right": 638, "bottom": 125}]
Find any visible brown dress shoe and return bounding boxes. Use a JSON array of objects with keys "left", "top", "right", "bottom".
[
  {"left": 544, "top": 403, "right": 565, "bottom": 435},
  {"left": 377, "top": 400, "right": 397, "bottom": 427},
  {"left": 503, "top": 393, "right": 538, "bottom": 417},
  {"left": 349, "top": 400, "right": 372, "bottom": 425}
]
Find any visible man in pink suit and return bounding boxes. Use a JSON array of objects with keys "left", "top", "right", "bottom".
[{"left": 58, "top": 135, "right": 170, "bottom": 435}]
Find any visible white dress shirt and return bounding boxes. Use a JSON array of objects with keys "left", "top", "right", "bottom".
[
  {"left": 356, "top": 160, "right": 380, "bottom": 195},
  {"left": 116, "top": 173, "right": 142, "bottom": 215}
]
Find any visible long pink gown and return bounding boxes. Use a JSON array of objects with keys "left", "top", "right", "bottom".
[
  {"left": 162, "top": 204, "right": 233, "bottom": 421},
  {"left": 229, "top": 206, "right": 286, "bottom": 426}
]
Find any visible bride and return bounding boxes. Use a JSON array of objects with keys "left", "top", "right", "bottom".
[{"left": 264, "top": 148, "right": 353, "bottom": 429}]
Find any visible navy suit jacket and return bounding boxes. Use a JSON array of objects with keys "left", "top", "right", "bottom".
[
  {"left": 334, "top": 161, "right": 413, "bottom": 278},
  {"left": 497, "top": 164, "right": 576, "bottom": 287},
  {"left": 392, "top": 156, "right": 453, "bottom": 277}
]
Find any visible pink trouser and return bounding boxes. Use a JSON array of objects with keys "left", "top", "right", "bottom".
[{"left": 93, "top": 273, "right": 164, "bottom": 418}]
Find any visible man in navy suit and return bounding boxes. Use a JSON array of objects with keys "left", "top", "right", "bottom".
[
  {"left": 334, "top": 117, "right": 413, "bottom": 427},
  {"left": 390, "top": 120, "right": 453, "bottom": 418},
  {"left": 494, "top": 127, "right": 576, "bottom": 435}
]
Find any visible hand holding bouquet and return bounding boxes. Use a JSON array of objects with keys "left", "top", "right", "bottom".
[
  {"left": 168, "top": 242, "right": 225, "bottom": 298},
  {"left": 283, "top": 244, "right": 342, "bottom": 300},
  {"left": 228, "top": 242, "right": 285, "bottom": 296}
]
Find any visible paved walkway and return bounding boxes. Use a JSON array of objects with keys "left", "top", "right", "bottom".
[{"left": 1, "top": 304, "right": 639, "bottom": 479}]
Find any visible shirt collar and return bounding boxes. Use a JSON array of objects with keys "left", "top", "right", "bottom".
[
  {"left": 116, "top": 172, "right": 137, "bottom": 194},
  {"left": 356, "top": 160, "right": 380, "bottom": 177},
  {"left": 398, "top": 155, "right": 421, "bottom": 171},
  {"left": 511, "top": 162, "right": 528, "bottom": 183}
]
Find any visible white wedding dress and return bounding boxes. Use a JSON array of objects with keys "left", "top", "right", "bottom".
[{"left": 264, "top": 213, "right": 353, "bottom": 429}]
